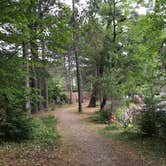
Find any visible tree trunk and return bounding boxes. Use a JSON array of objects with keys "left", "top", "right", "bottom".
[
  {"left": 110, "top": 96, "right": 115, "bottom": 112},
  {"left": 108, "top": 0, "right": 116, "bottom": 121},
  {"left": 100, "top": 97, "right": 107, "bottom": 110},
  {"left": 75, "top": 50, "right": 82, "bottom": 112},
  {"left": 80, "top": 70, "right": 84, "bottom": 103},
  {"left": 64, "top": 54, "right": 73, "bottom": 104},
  {"left": 68, "top": 56, "right": 73, "bottom": 104},
  {"left": 22, "top": 42, "right": 31, "bottom": 114},
  {"left": 30, "top": 38, "right": 39, "bottom": 113},
  {"left": 31, "top": 65, "right": 39, "bottom": 113},
  {"left": 37, "top": 77, "right": 42, "bottom": 111},
  {"left": 88, "top": 83, "right": 97, "bottom": 107},
  {"left": 108, "top": 96, "right": 116, "bottom": 124},
  {"left": 72, "top": 0, "right": 82, "bottom": 112},
  {"left": 43, "top": 77, "right": 49, "bottom": 108},
  {"left": 42, "top": 41, "right": 49, "bottom": 109},
  {"left": 98, "top": 60, "right": 107, "bottom": 110}
]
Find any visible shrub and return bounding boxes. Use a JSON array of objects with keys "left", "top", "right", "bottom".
[
  {"left": 114, "top": 108, "right": 124, "bottom": 122},
  {"left": 32, "top": 116, "right": 59, "bottom": 145},
  {"left": 0, "top": 109, "right": 33, "bottom": 142},
  {"left": 139, "top": 110, "right": 157, "bottom": 136},
  {"left": 0, "top": 110, "right": 59, "bottom": 144},
  {"left": 138, "top": 96, "right": 166, "bottom": 138},
  {"left": 48, "top": 79, "right": 68, "bottom": 104},
  {"left": 91, "top": 110, "right": 109, "bottom": 123},
  {"left": 156, "top": 111, "right": 166, "bottom": 138}
]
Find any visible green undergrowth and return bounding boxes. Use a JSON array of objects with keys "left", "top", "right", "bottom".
[
  {"left": 91, "top": 109, "right": 166, "bottom": 165},
  {"left": 32, "top": 115, "right": 60, "bottom": 146},
  {"left": 0, "top": 115, "right": 60, "bottom": 152},
  {"left": 101, "top": 124, "right": 166, "bottom": 166},
  {"left": 90, "top": 110, "right": 109, "bottom": 124}
]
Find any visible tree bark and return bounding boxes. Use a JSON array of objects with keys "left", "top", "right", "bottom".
[
  {"left": 42, "top": 40, "right": 49, "bottom": 109},
  {"left": 98, "top": 60, "right": 107, "bottom": 110},
  {"left": 88, "top": 83, "right": 97, "bottom": 107},
  {"left": 37, "top": 77, "right": 42, "bottom": 111},
  {"left": 43, "top": 77, "right": 49, "bottom": 108},
  {"left": 75, "top": 48, "right": 82, "bottom": 112},
  {"left": 30, "top": 38, "right": 39, "bottom": 113},
  {"left": 80, "top": 69, "right": 84, "bottom": 103},
  {"left": 22, "top": 42, "right": 31, "bottom": 114},
  {"left": 31, "top": 64, "right": 39, "bottom": 113},
  {"left": 72, "top": 0, "right": 82, "bottom": 112},
  {"left": 100, "top": 97, "right": 107, "bottom": 110},
  {"left": 68, "top": 53, "right": 73, "bottom": 104},
  {"left": 64, "top": 54, "right": 73, "bottom": 104}
]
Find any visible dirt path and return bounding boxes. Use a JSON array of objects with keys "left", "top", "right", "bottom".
[
  {"left": 0, "top": 104, "right": 148, "bottom": 166},
  {"left": 54, "top": 105, "right": 147, "bottom": 166}
]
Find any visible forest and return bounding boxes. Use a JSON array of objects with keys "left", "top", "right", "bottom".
[{"left": 0, "top": 0, "right": 166, "bottom": 165}]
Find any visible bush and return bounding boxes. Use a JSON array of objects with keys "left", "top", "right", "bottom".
[
  {"left": 139, "top": 110, "right": 166, "bottom": 138},
  {"left": 139, "top": 110, "right": 157, "bottom": 136},
  {"left": 48, "top": 79, "right": 68, "bottom": 104},
  {"left": 114, "top": 108, "right": 124, "bottom": 122},
  {"left": 91, "top": 110, "right": 109, "bottom": 123},
  {"left": 32, "top": 116, "right": 59, "bottom": 145},
  {"left": 0, "top": 109, "right": 33, "bottom": 142},
  {"left": 156, "top": 111, "right": 166, "bottom": 138},
  {"left": 0, "top": 110, "right": 59, "bottom": 145},
  {"left": 138, "top": 96, "right": 166, "bottom": 138}
]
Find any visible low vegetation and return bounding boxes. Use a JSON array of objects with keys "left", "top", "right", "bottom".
[
  {"left": 0, "top": 115, "right": 59, "bottom": 148},
  {"left": 0, "top": 115, "right": 60, "bottom": 166},
  {"left": 101, "top": 123, "right": 166, "bottom": 166},
  {"left": 32, "top": 115, "right": 59, "bottom": 146},
  {"left": 91, "top": 97, "right": 166, "bottom": 165},
  {"left": 90, "top": 110, "right": 110, "bottom": 124}
]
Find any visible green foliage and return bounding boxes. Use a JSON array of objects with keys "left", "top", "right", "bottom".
[
  {"left": 157, "top": 111, "right": 166, "bottom": 138},
  {"left": 114, "top": 107, "right": 124, "bottom": 122},
  {"left": 105, "top": 123, "right": 121, "bottom": 130},
  {"left": 32, "top": 116, "right": 59, "bottom": 146},
  {"left": 0, "top": 55, "right": 26, "bottom": 110},
  {"left": 136, "top": 97, "right": 166, "bottom": 138},
  {"left": 139, "top": 110, "right": 158, "bottom": 137},
  {"left": 123, "top": 123, "right": 139, "bottom": 133},
  {"left": 0, "top": 109, "right": 33, "bottom": 142},
  {"left": 0, "top": 111, "right": 59, "bottom": 145},
  {"left": 48, "top": 78, "right": 68, "bottom": 104},
  {"left": 91, "top": 107, "right": 125, "bottom": 125},
  {"left": 139, "top": 109, "right": 166, "bottom": 138},
  {"left": 91, "top": 110, "right": 109, "bottom": 123}
]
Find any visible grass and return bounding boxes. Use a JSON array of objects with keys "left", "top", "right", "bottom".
[{"left": 101, "top": 124, "right": 166, "bottom": 166}]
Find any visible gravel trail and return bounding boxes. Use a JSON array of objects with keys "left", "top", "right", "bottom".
[{"left": 55, "top": 106, "right": 147, "bottom": 166}]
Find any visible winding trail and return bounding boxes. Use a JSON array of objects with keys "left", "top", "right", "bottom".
[{"left": 55, "top": 105, "right": 147, "bottom": 166}]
